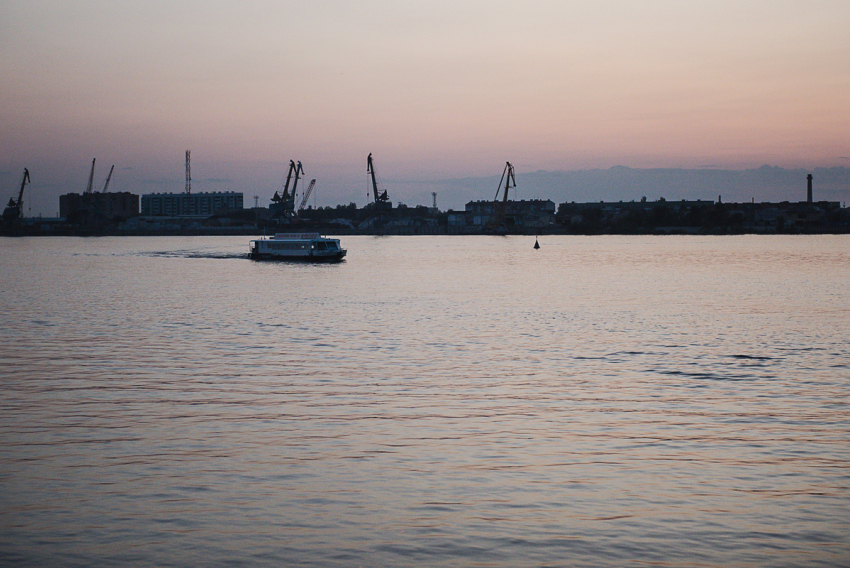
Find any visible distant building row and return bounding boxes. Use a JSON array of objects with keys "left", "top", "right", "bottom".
[
  {"left": 449, "top": 199, "right": 557, "bottom": 229},
  {"left": 440, "top": 197, "right": 846, "bottom": 232},
  {"left": 58, "top": 191, "right": 245, "bottom": 220},
  {"left": 59, "top": 192, "right": 140, "bottom": 222},
  {"left": 553, "top": 198, "right": 844, "bottom": 232},
  {"left": 141, "top": 192, "right": 243, "bottom": 217}
]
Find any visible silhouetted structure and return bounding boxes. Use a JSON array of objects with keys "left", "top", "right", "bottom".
[
  {"left": 486, "top": 162, "right": 516, "bottom": 231},
  {"left": 366, "top": 153, "right": 392, "bottom": 210},
  {"left": 141, "top": 192, "right": 242, "bottom": 217},
  {"left": 555, "top": 197, "right": 843, "bottom": 234},
  {"left": 807, "top": 173, "right": 813, "bottom": 204},
  {"left": 185, "top": 150, "right": 192, "bottom": 194},
  {"left": 2, "top": 168, "right": 30, "bottom": 224},
  {"left": 466, "top": 199, "right": 556, "bottom": 230},
  {"left": 60, "top": 192, "right": 139, "bottom": 226},
  {"left": 269, "top": 160, "right": 304, "bottom": 220}
]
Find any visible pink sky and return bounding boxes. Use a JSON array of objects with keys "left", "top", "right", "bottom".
[{"left": 2, "top": 1, "right": 848, "bottom": 213}]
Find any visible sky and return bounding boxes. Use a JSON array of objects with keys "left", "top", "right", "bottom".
[{"left": 2, "top": 0, "right": 849, "bottom": 214}]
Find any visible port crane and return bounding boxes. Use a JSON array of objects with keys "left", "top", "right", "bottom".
[
  {"left": 280, "top": 161, "right": 295, "bottom": 202},
  {"left": 2, "top": 168, "right": 30, "bottom": 222},
  {"left": 85, "top": 158, "right": 96, "bottom": 193},
  {"left": 101, "top": 165, "right": 115, "bottom": 193},
  {"left": 299, "top": 179, "right": 316, "bottom": 211},
  {"left": 486, "top": 161, "right": 515, "bottom": 230},
  {"left": 367, "top": 153, "right": 390, "bottom": 207},
  {"left": 290, "top": 161, "right": 304, "bottom": 206},
  {"left": 271, "top": 160, "right": 304, "bottom": 219},
  {"left": 279, "top": 160, "right": 304, "bottom": 204}
]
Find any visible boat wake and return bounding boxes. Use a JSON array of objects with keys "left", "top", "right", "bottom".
[{"left": 136, "top": 250, "right": 249, "bottom": 260}]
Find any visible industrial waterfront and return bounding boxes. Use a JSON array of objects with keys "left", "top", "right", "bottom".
[
  {"left": 3, "top": 156, "right": 849, "bottom": 236},
  {"left": 2, "top": 235, "right": 848, "bottom": 567}
]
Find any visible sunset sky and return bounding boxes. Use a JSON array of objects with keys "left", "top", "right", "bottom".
[{"left": 2, "top": 0, "right": 848, "bottom": 213}]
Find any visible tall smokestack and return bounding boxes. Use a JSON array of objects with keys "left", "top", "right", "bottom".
[
  {"left": 185, "top": 150, "right": 191, "bottom": 194},
  {"left": 807, "top": 173, "right": 813, "bottom": 204}
]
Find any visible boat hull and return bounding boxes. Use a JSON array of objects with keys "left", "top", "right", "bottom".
[{"left": 249, "top": 250, "right": 346, "bottom": 262}]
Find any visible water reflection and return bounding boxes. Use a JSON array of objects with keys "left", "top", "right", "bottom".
[{"left": 1, "top": 235, "right": 848, "bottom": 566}]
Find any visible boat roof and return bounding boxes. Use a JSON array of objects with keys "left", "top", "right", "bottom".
[
  {"left": 273, "top": 233, "right": 322, "bottom": 240},
  {"left": 250, "top": 233, "right": 339, "bottom": 243}
]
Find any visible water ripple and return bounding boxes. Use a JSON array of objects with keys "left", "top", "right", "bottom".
[{"left": 1, "top": 235, "right": 849, "bottom": 567}]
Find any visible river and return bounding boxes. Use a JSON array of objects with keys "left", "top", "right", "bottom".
[{"left": 1, "top": 235, "right": 848, "bottom": 567}]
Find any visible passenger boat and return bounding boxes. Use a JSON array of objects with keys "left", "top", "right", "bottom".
[{"left": 249, "top": 233, "right": 347, "bottom": 262}]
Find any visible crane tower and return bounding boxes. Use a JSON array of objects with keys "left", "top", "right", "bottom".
[
  {"left": 102, "top": 165, "right": 115, "bottom": 193},
  {"left": 366, "top": 153, "right": 391, "bottom": 209},
  {"left": 85, "top": 159, "right": 96, "bottom": 193},
  {"left": 2, "top": 168, "right": 30, "bottom": 223},
  {"left": 486, "top": 161, "right": 515, "bottom": 231}
]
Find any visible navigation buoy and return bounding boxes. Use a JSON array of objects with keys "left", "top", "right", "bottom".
[{"left": 533, "top": 238, "right": 540, "bottom": 249}]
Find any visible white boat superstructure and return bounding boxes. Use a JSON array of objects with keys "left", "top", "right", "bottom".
[{"left": 249, "top": 233, "right": 346, "bottom": 262}]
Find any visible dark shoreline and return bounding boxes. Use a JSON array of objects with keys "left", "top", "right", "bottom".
[{"left": 3, "top": 226, "right": 849, "bottom": 238}]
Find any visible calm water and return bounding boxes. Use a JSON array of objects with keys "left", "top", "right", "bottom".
[{"left": 1, "top": 235, "right": 849, "bottom": 567}]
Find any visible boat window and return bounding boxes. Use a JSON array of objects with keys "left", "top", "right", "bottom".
[{"left": 317, "top": 242, "right": 327, "bottom": 250}]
